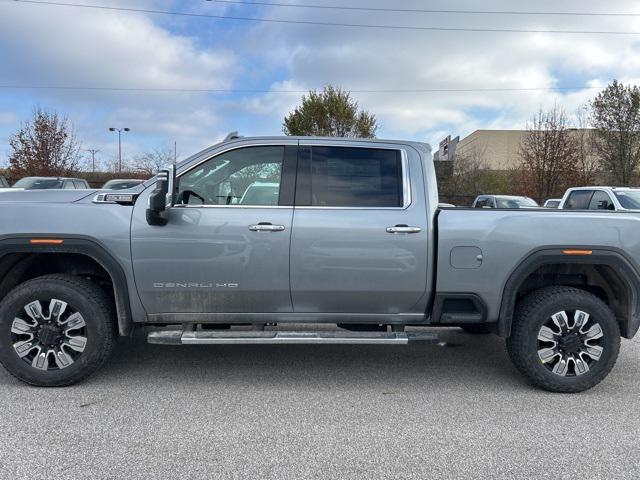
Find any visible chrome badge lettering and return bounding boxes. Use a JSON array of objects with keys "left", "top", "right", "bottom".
[{"left": 153, "top": 282, "right": 239, "bottom": 288}]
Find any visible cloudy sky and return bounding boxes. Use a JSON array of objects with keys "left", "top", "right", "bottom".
[{"left": 1, "top": 0, "right": 639, "bottom": 169}]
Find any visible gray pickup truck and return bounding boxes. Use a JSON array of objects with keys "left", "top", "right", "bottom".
[{"left": 1, "top": 135, "right": 639, "bottom": 392}]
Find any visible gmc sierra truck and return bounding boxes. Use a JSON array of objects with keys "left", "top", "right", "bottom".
[{"left": 1, "top": 135, "right": 639, "bottom": 392}]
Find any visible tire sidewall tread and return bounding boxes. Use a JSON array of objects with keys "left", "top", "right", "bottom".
[
  {"left": 507, "top": 286, "right": 620, "bottom": 393},
  {"left": 0, "top": 274, "right": 116, "bottom": 387}
]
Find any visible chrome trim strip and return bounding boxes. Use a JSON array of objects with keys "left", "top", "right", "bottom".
[
  {"left": 174, "top": 204, "right": 293, "bottom": 209},
  {"left": 146, "top": 312, "right": 426, "bottom": 323}
]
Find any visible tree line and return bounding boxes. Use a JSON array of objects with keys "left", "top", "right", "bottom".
[
  {"left": 1, "top": 107, "right": 175, "bottom": 182},
  {"left": 439, "top": 80, "right": 640, "bottom": 204},
  {"left": 2, "top": 82, "right": 639, "bottom": 201}
]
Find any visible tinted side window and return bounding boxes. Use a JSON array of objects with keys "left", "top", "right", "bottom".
[
  {"left": 309, "top": 147, "right": 403, "bottom": 207},
  {"left": 177, "top": 146, "right": 284, "bottom": 206},
  {"left": 565, "top": 190, "right": 593, "bottom": 209},
  {"left": 73, "top": 180, "right": 86, "bottom": 189},
  {"left": 588, "top": 191, "right": 615, "bottom": 210},
  {"left": 63, "top": 181, "right": 75, "bottom": 190}
]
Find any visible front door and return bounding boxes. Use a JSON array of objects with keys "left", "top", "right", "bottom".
[
  {"left": 290, "top": 142, "right": 430, "bottom": 315},
  {"left": 131, "top": 142, "right": 297, "bottom": 316}
]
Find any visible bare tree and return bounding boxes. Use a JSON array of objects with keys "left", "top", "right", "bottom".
[
  {"left": 517, "top": 105, "right": 578, "bottom": 203},
  {"left": 446, "top": 144, "right": 488, "bottom": 196},
  {"left": 590, "top": 80, "right": 640, "bottom": 185},
  {"left": 437, "top": 144, "right": 509, "bottom": 205},
  {"left": 8, "top": 107, "right": 81, "bottom": 177},
  {"left": 132, "top": 147, "right": 175, "bottom": 176},
  {"left": 572, "top": 108, "right": 600, "bottom": 186}
]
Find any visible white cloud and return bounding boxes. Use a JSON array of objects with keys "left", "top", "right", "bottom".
[
  {"left": 0, "top": 0, "right": 238, "bottom": 161},
  {"left": 1, "top": 0, "right": 640, "bottom": 162},
  {"left": 237, "top": 0, "right": 640, "bottom": 146}
]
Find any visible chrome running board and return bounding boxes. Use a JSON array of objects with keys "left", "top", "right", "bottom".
[{"left": 147, "top": 329, "right": 438, "bottom": 345}]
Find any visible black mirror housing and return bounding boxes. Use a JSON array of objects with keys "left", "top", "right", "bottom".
[{"left": 146, "top": 167, "right": 175, "bottom": 226}]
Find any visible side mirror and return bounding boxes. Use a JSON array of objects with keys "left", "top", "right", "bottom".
[{"left": 146, "top": 166, "right": 175, "bottom": 226}]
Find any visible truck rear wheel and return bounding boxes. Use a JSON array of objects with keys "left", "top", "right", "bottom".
[
  {"left": 0, "top": 274, "right": 116, "bottom": 387},
  {"left": 507, "top": 286, "right": 620, "bottom": 393}
]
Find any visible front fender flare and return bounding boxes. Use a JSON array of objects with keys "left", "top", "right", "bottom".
[{"left": 0, "top": 236, "right": 134, "bottom": 336}]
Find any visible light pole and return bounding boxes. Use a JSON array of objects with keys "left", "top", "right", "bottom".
[
  {"left": 85, "top": 149, "right": 100, "bottom": 172},
  {"left": 108, "top": 127, "right": 130, "bottom": 173}
]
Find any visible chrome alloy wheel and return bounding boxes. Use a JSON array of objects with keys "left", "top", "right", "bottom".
[
  {"left": 537, "top": 310, "right": 604, "bottom": 377},
  {"left": 10, "top": 299, "right": 87, "bottom": 371}
]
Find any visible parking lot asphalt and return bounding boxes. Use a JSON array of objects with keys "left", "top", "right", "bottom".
[{"left": 0, "top": 327, "right": 639, "bottom": 480}]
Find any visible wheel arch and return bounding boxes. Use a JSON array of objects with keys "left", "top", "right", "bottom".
[
  {"left": 498, "top": 247, "right": 640, "bottom": 339},
  {"left": 0, "top": 236, "right": 133, "bottom": 336}
]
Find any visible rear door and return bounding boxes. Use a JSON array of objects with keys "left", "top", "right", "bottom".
[{"left": 290, "top": 141, "right": 430, "bottom": 315}]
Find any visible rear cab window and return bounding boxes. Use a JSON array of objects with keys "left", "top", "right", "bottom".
[{"left": 298, "top": 146, "right": 404, "bottom": 208}]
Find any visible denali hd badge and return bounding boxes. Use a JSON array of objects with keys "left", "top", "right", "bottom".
[{"left": 153, "top": 282, "right": 239, "bottom": 288}]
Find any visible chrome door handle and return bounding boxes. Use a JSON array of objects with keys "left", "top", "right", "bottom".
[
  {"left": 248, "top": 223, "right": 285, "bottom": 232},
  {"left": 386, "top": 225, "right": 422, "bottom": 234}
]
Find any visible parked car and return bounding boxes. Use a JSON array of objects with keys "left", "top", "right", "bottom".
[
  {"left": 559, "top": 186, "right": 640, "bottom": 211},
  {"left": 0, "top": 176, "right": 8, "bottom": 188},
  {"left": 472, "top": 195, "right": 538, "bottom": 209},
  {"left": 543, "top": 199, "right": 562, "bottom": 208},
  {"left": 9, "top": 177, "right": 90, "bottom": 190},
  {"left": 0, "top": 135, "right": 639, "bottom": 393},
  {"left": 102, "top": 179, "right": 145, "bottom": 190},
  {"left": 238, "top": 181, "right": 279, "bottom": 205}
]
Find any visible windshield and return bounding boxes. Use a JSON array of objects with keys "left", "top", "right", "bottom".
[
  {"left": 12, "top": 178, "right": 64, "bottom": 189},
  {"left": 103, "top": 180, "right": 142, "bottom": 190},
  {"left": 496, "top": 197, "right": 538, "bottom": 208},
  {"left": 614, "top": 190, "right": 640, "bottom": 209}
]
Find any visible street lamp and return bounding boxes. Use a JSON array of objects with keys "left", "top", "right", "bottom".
[{"left": 108, "top": 127, "right": 130, "bottom": 173}]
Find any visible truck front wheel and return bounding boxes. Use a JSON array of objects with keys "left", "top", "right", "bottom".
[
  {"left": 507, "top": 286, "right": 620, "bottom": 393},
  {"left": 0, "top": 274, "right": 116, "bottom": 387}
]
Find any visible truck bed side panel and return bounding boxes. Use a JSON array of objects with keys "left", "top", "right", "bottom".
[{"left": 436, "top": 209, "right": 640, "bottom": 321}]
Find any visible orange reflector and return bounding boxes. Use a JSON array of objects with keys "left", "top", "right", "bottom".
[
  {"left": 562, "top": 249, "right": 592, "bottom": 256},
  {"left": 29, "top": 239, "right": 64, "bottom": 245}
]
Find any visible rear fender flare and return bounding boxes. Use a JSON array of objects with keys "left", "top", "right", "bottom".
[{"left": 498, "top": 247, "right": 640, "bottom": 338}]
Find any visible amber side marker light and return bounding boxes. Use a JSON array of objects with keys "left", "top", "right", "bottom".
[
  {"left": 29, "top": 239, "right": 64, "bottom": 245},
  {"left": 562, "top": 249, "right": 593, "bottom": 256}
]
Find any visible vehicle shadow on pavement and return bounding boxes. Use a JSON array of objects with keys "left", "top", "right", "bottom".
[
  {"left": 95, "top": 327, "right": 527, "bottom": 391},
  {"left": 1, "top": 327, "right": 636, "bottom": 392}
]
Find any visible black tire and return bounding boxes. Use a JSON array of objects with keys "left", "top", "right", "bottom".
[
  {"left": 460, "top": 324, "right": 491, "bottom": 334},
  {"left": 507, "top": 286, "right": 620, "bottom": 393},
  {"left": 0, "top": 274, "right": 116, "bottom": 387}
]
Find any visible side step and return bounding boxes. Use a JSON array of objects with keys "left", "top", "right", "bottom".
[{"left": 147, "top": 329, "right": 439, "bottom": 345}]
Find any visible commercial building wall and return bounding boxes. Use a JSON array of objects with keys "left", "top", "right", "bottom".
[{"left": 453, "top": 129, "right": 596, "bottom": 171}]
